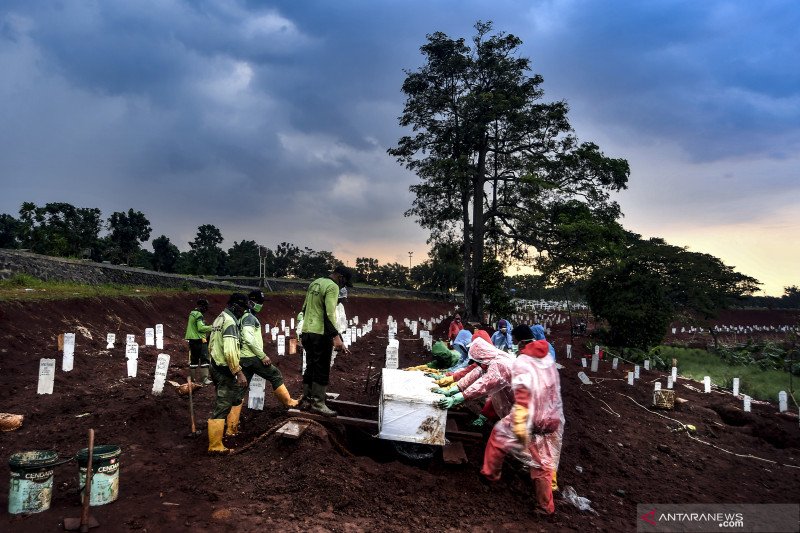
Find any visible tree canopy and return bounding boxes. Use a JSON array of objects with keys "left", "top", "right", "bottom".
[{"left": 390, "top": 21, "right": 629, "bottom": 320}]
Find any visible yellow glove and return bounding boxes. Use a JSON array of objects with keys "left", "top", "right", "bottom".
[
  {"left": 435, "top": 376, "right": 454, "bottom": 387},
  {"left": 512, "top": 405, "right": 529, "bottom": 443},
  {"left": 404, "top": 364, "right": 428, "bottom": 371}
]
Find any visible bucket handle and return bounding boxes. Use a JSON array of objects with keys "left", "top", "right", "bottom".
[{"left": 51, "top": 455, "right": 76, "bottom": 468}]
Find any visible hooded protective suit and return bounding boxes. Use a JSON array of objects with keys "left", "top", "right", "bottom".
[
  {"left": 445, "top": 329, "right": 474, "bottom": 372},
  {"left": 491, "top": 319, "right": 513, "bottom": 350},
  {"left": 456, "top": 338, "right": 515, "bottom": 419},
  {"left": 480, "top": 339, "right": 564, "bottom": 514},
  {"left": 530, "top": 324, "right": 557, "bottom": 360}
]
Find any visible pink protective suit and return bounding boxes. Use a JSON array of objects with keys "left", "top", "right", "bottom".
[
  {"left": 456, "top": 338, "right": 515, "bottom": 420},
  {"left": 480, "top": 339, "right": 564, "bottom": 514}
]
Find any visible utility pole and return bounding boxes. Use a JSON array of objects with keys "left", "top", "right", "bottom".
[{"left": 408, "top": 251, "right": 413, "bottom": 271}]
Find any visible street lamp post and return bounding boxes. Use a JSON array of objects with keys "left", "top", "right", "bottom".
[{"left": 408, "top": 251, "right": 413, "bottom": 271}]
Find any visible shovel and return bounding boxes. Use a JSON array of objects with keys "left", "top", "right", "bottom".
[
  {"left": 64, "top": 428, "right": 99, "bottom": 531},
  {"left": 186, "top": 376, "right": 202, "bottom": 438}
]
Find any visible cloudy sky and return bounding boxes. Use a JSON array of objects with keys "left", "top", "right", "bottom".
[{"left": 1, "top": 1, "right": 797, "bottom": 295}]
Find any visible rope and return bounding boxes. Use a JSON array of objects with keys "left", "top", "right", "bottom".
[
  {"left": 580, "top": 386, "right": 621, "bottom": 417},
  {"left": 615, "top": 393, "right": 800, "bottom": 471},
  {"left": 232, "top": 416, "right": 355, "bottom": 458}
]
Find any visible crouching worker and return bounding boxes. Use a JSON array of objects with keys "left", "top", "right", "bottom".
[
  {"left": 404, "top": 341, "right": 461, "bottom": 372},
  {"left": 435, "top": 338, "right": 515, "bottom": 427},
  {"left": 227, "top": 290, "right": 299, "bottom": 438},
  {"left": 185, "top": 298, "right": 214, "bottom": 385},
  {"left": 207, "top": 293, "right": 250, "bottom": 454},
  {"left": 480, "top": 325, "right": 564, "bottom": 515}
]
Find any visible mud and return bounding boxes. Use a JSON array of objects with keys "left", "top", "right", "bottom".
[{"left": 0, "top": 295, "right": 798, "bottom": 532}]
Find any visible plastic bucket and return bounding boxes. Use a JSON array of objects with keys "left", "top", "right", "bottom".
[
  {"left": 77, "top": 445, "right": 121, "bottom": 506},
  {"left": 8, "top": 450, "right": 59, "bottom": 514}
]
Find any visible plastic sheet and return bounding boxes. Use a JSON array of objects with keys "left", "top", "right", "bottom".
[{"left": 561, "top": 486, "right": 598, "bottom": 515}]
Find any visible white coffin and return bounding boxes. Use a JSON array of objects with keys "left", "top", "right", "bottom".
[{"left": 378, "top": 369, "right": 447, "bottom": 446}]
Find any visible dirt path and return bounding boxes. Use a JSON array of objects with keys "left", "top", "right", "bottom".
[{"left": 0, "top": 295, "right": 798, "bottom": 532}]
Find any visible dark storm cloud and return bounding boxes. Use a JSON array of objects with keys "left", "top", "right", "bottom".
[{"left": 0, "top": 0, "right": 798, "bottom": 269}]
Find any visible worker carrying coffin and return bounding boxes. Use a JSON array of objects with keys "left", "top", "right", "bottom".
[{"left": 479, "top": 325, "right": 564, "bottom": 515}]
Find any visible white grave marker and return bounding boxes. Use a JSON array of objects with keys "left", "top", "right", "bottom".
[
  {"left": 37, "top": 358, "right": 56, "bottom": 395},
  {"left": 385, "top": 345, "right": 399, "bottom": 369},
  {"left": 634, "top": 365, "right": 640, "bottom": 379},
  {"left": 627, "top": 372, "right": 634, "bottom": 385},
  {"left": 62, "top": 332, "right": 75, "bottom": 372},
  {"left": 590, "top": 354, "right": 599, "bottom": 373},
  {"left": 264, "top": 323, "right": 270, "bottom": 334},
  {"left": 152, "top": 353, "right": 170, "bottom": 395},
  {"left": 284, "top": 327, "right": 290, "bottom": 338},
  {"left": 290, "top": 318, "right": 295, "bottom": 330},
  {"left": 671, "top": 367, "right": 678, "bottom": 382},
  {"left": 778, "top": 391, "right": 788, "bottom": 413},
  {"left": 654, "top": 382, "right": 662, "bottom": 391},
  {"left": 281, "top": 320, "right": 286, "bottom": 330},
  {"left": 732, "top": 377, "right": 740, "bottom": 397},
  {"left": 248, "top": 375, "right": 266, "bottom": 410},
  {"left": 106, "top": 333, "right": 115, "bottom": 350},
  {"left": 594, "top": 345, "right": 599, "bottom": 356},
  {"left": 577, "top": 372, "right": 592, "bottom": 385},
  {"left": 667, "top": 376, "right": 673, "bottom": 389},
  {"left": 145, "top": 328, "right": 155, "bottom": 346},
  {"left": 126, "top": 343, "right": 139, "bottom": 377},
  {"left": 302, "top": 349, "right": 307, "bottom": 374},
  {"left": 566, "top": 345, "right": 572, "bottom": 359},
  {"left": 277, "top": 335, "right": 286, "bottom": 356},
  {"left": 155, "top": 324, "right": 164, "bottom": 350},
  {"left": 643, "top": 360, "right": 650, "bottom": 371},
  {"left": 126, "top": 334, "right": 135, "bottom": 345},
  {"left": 612, "top": 357, "right": 619, "bottom": 370},
  {"left": 703, "top": 376, "right": 711, "bottom": 393},
  {"left": 580, "top": 357, "right": 587, "bottom": 368},
  {"left": 743, "top": 395, "right": 751, "bottom": 412}
]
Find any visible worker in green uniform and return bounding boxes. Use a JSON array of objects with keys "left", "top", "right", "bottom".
[
  {"left": 298, "top": 265, "right": 353, "bottom": 416},
  {"left": 226, "top": 290, "right": 299, "bottom": 437},
  {"left": 184, "top": 298, "right": 214, "bottom": 385},
  {"left": 207, "top": 293, "right": 249, "bottom": 454}
]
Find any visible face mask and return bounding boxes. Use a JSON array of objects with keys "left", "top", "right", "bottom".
[{"left": 252, "top": 303, "right": 263, "bottom": 313}]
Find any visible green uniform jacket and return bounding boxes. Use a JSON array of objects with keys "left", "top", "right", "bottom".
[
  {"left": 209, "top": 309, "right": 242, "bottom": 373},
  {"left": 184, "top": 309, "right": 213, "bottom": 340},
  {"left": 299, "top": 277, "right": 339, "bottom": 337},
  {"left": 427, "top": 341, "right": 461, "bottom": 369},
  {"left": 240, "top": 311, "right": 267, "bottom": 362}
]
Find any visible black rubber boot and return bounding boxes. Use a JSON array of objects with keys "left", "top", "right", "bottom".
[{"left": 309, "top": 383, "right": 337, "bottom": 417}]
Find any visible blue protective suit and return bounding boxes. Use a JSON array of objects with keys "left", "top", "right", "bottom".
[
  {"left": 530, "top": 324, "right": 557, "bottom": 360},
  {"left": 491, "top": 318, "right": 513, "bottom": 350}
]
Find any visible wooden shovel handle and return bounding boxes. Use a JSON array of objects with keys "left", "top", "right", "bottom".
[{"left": 80, "top": 428, "right": 95, "bottom": 530}]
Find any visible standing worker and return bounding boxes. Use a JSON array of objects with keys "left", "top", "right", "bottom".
[
  {"left": 185, "top": 298, "right": 214, "bottom": 385},
  {"left": 448, "top": 313, "right": 464, "bottom": 343},
  {"left": 228, "top": 289, "right": 298, "bottom": 438},
  {"left": 206, "top": 293, "right": 250, "bottom": 454},
  {"left": 298, "top": 266, "right": 353, "bottom": 417}
]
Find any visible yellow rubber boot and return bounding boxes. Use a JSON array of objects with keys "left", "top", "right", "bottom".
[
  {"left": 225, "top": 404, "right": 242, "bottom": 437},
  {"left": 273, "top": 384, "right": 299, "bottom": 408},
  {"left": 207, "top": 419, "right": 231, "bottom": 454},
  {"left": 552, "top": 470, "right": 559, "bottom": 491}
]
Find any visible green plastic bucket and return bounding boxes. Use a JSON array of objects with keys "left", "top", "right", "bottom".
[
  {"left": 8, "top": 450, "right": 59, "bottom": 514},
  {"left": 77, "top": 445, "right": 121, "bottom": 506}
]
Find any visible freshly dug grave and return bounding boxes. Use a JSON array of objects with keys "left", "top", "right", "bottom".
[{"left": 0, "top": 295, "right": 798, "bottom": 532}]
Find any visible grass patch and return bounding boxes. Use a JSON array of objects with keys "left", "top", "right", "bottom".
[
  {"left": 651, "top": 346, "right": 796, "bottom": 402},
  {"left": 0, "top": 274, "right": 217, "bottom": 301}
]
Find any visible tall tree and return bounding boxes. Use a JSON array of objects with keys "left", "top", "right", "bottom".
[
  {"left": 0, "top": 213, "right": 20, "bottom": 248},
  {"left": 189, "top": 224, "right": 225, "bottom": 275},
  {"left": 271, "top": 242, "right": 300, "bottom": 277},
  {"left": 107, "top": 209, "right": 152, "bottom": 265},
  {"left": 227, "top": 240, "right": 260, "bottom": 276},
  {"left": 355, "top": 257, "right": 380, "bottom": 283},
  {"left": 390, "top": 22, "right": 628, "bottom": 320},
  {"left": 18, "top": 202, "right": 103, "bottom": 258},
  {"left": 151, "top": 235, "right": 180, "bottom": 273}
]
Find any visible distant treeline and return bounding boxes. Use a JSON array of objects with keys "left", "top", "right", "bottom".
[
  {"left": 0, "top": 202, "right": 467, "bottom": 293},
  {"left": 739, "top": 287, "right": 800, "bottom": 309}
]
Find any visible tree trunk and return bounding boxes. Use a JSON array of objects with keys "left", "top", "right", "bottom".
[
  {"left": 469, "top": 144, "right": 488, "bottom": 322},
  {"left": 461, "top": 179, "right": 472, "bottom": 319}
]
